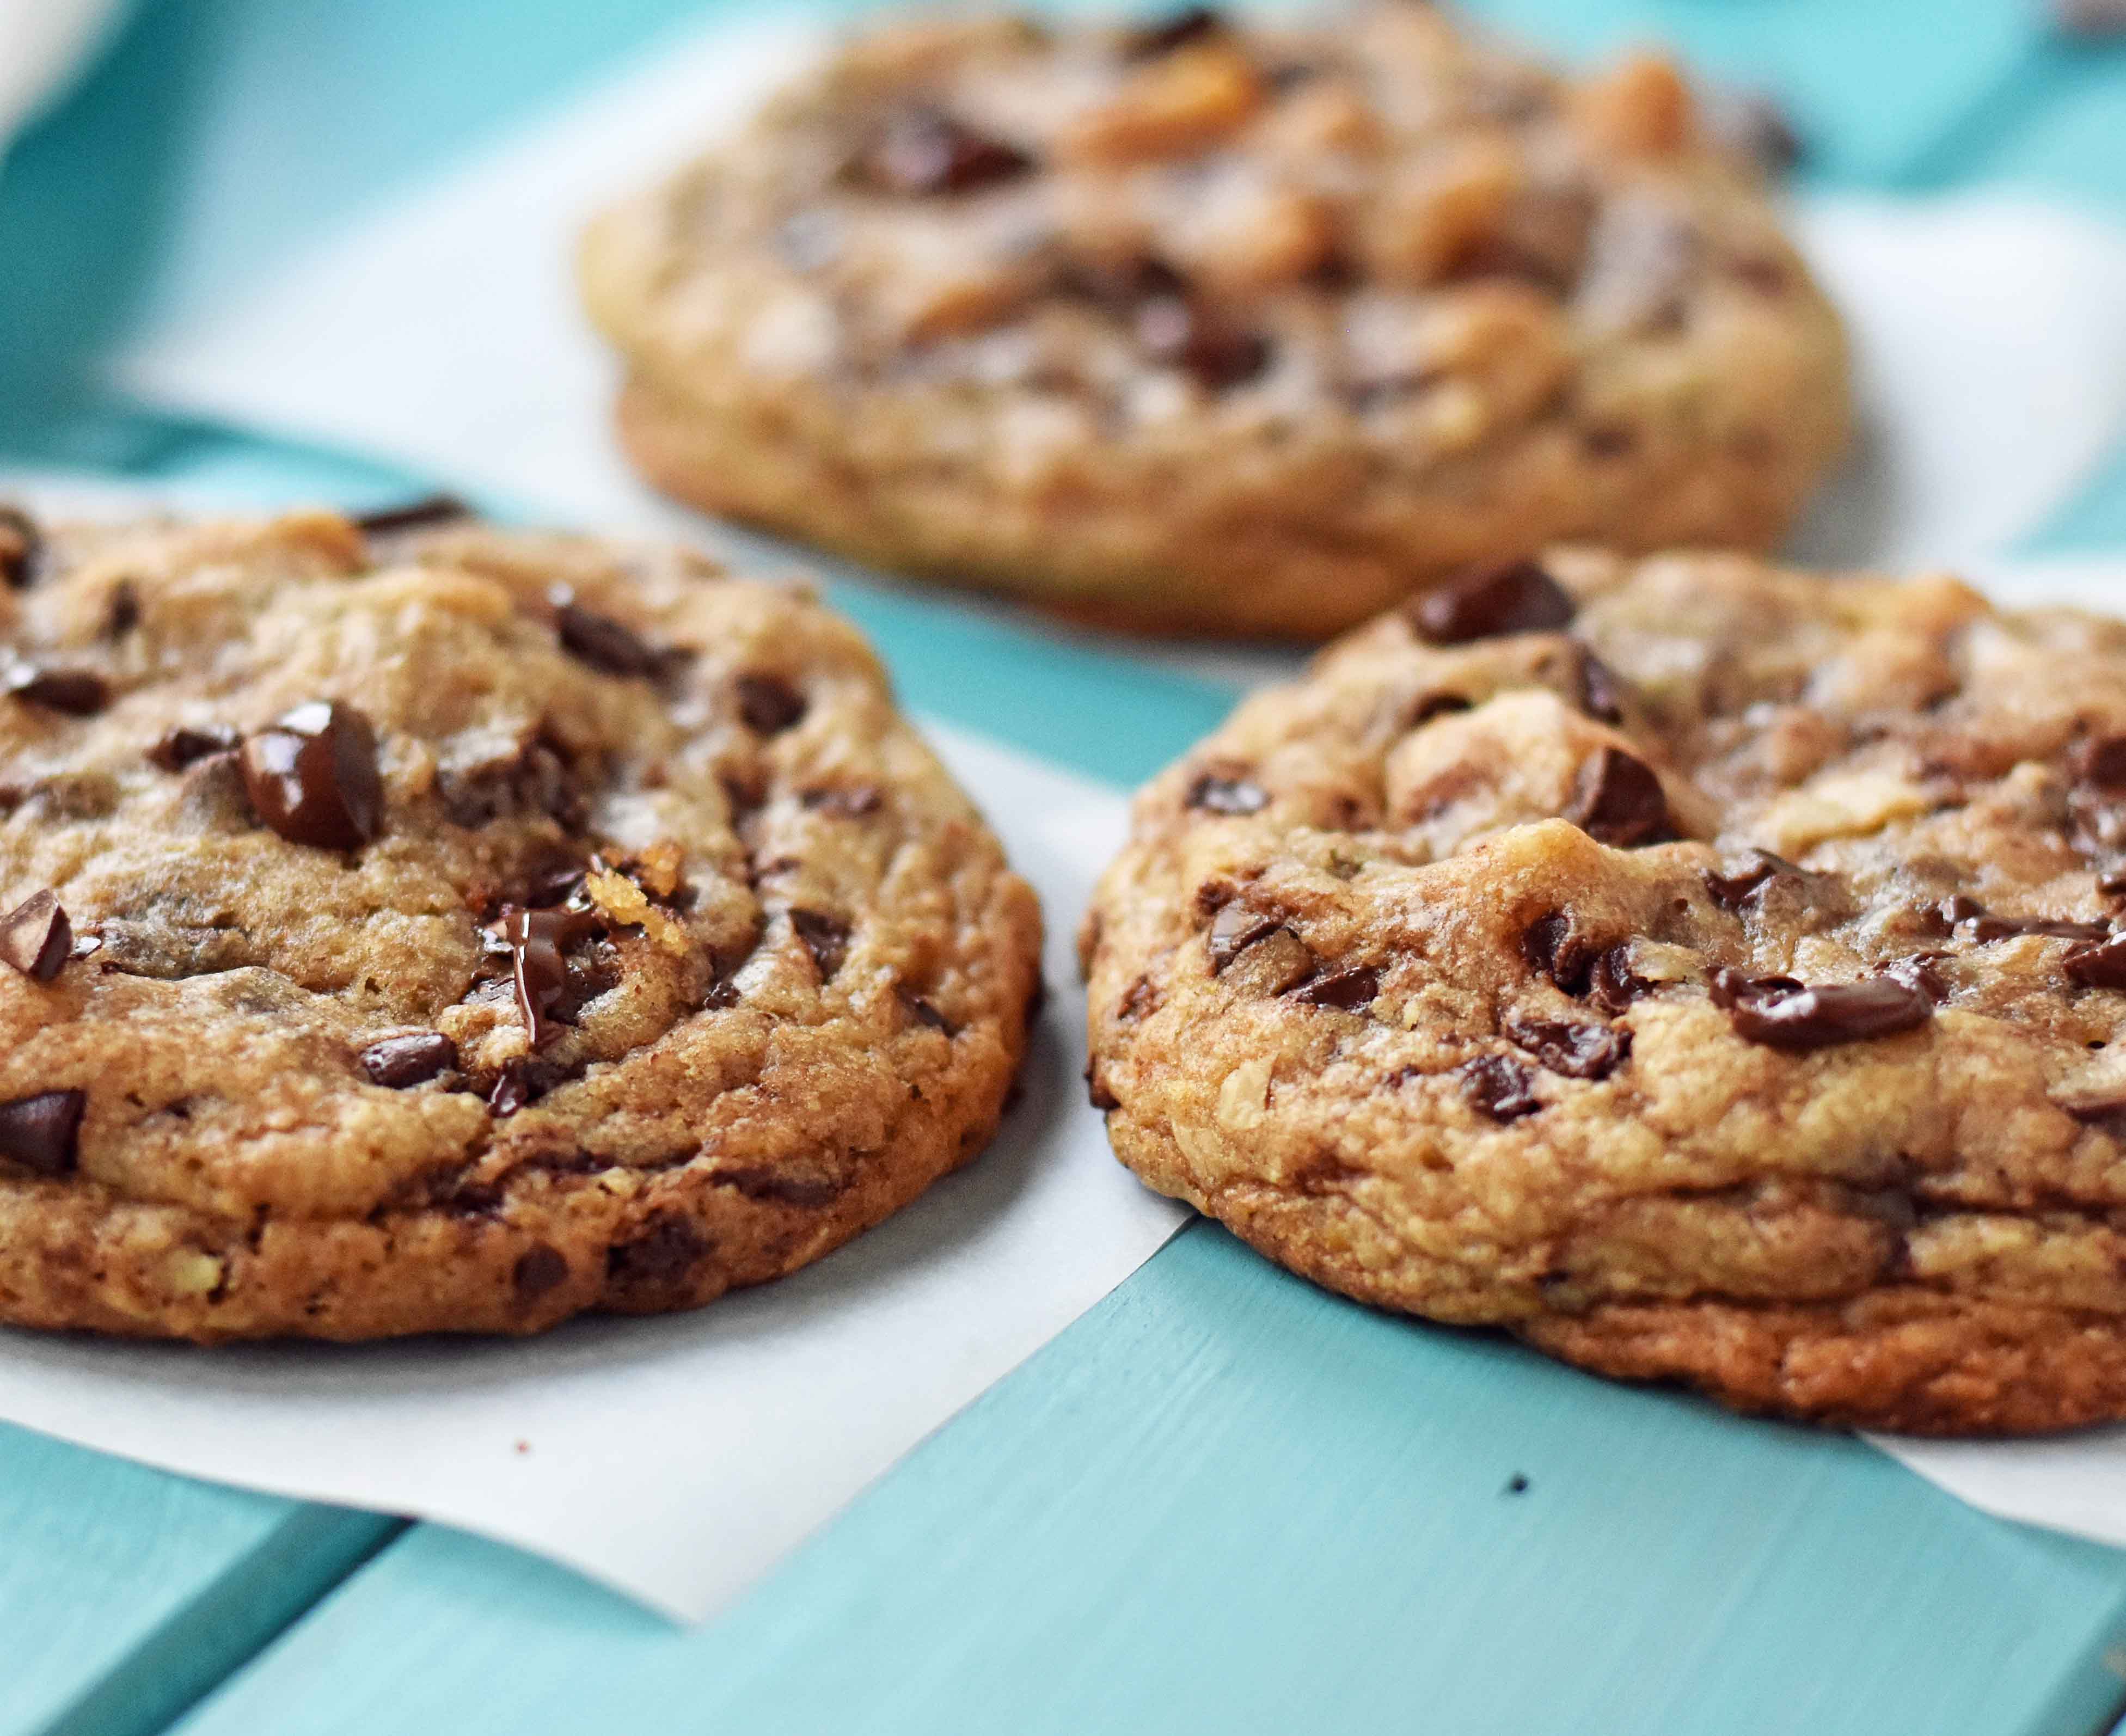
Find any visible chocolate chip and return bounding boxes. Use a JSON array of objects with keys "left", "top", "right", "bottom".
[
  {"left": 487, "top": 1061, "right": 536, "bottom": 1118},
  {"left": 147, "top": 724, "right": 241, "bottom": 772},
  {"left": 550, "top": 588, "right": 664, "bottom": 678},
  {"left": 0, "top": 507, "right": 42, "bottom": 589},
  {"left": 359, "top": 1032, "right": 459, "bottom": 1088},
  {"left": 499, "top": 905, "right": 604, "bottom": 1047},
  {"left": 439, "top": 728, "right": 586, "bottom": 831},
  {"left": 0, "top": 891, "right": 71, "bottom": 983},
  {"left": 512, "top": 1243, "right": 569, "bottom": 1300},
  {"left": 606, "top": 1212, "right": 709, "bottom": 1287},
  {"left": 239, "top": 701, "right": 384, "bottom": 850},
  {"left": 735, "top": 674, "right": 807, "bottom": 737},
  {"left": 1939, "top": 894, "right": 2108, "bottom": 944},
  {"left": 791, "top": 908, "right": 851, "bottom": 979},
  {"left": 800, "top": 785, "right": 883, "bottom": 817},
  {"left": 1187, "top": 770, "right": 1269, "bottom": 815},
  {"left": 1588, "top": 944, "right": 1653, "bottom": 1014},
  {"left": 354, "top": 494, "right": 473, "bottom": 535},
  {"left": 900, "top": 989, "right": 955, "bottom": 1034},
  {"left": 1573, "top": 649, "right": 1628, "bottom": 724},
  {"left": 2066, "top": 934, "right": 2126, "bottom": 990},
  {"left": 858, "top": 108, "right": 1034, "bottom": 197},
  {"left": 1709, "top": 967, "right": 1934, "bottom": 1050},
  {"left": 1503, "top": 1012, "right": 1630, "bottom": 1079},
  {"left": 1520, "top": 912, "right": 1592, "bottom": 995},
  {"left": 1135, "top": 296, "right": 1271, "bottom": 390},
  {"left": 6, "top": 662, "right": 108, "bottom": 716},
  {"left": 1209, "top": 902, "right": 1282, "bottom": 973},
  {"left": 1290, "top": 967, "right": 1378, "bottom": 1011},
  {"left": 1563, "top": 747, "right": 1673, "bottom": 848},
  {"left": 2103, "top": 867, "right": 2126, "bottom": 898},
  {"left": 1086, "top": 1060, "right": 1122, "bottom": 1112},
  {"left": 1411, "top": 560, "right": 1576, "bottom": 645},
  {"left": 103, "top": 582, "right": 139, "bottom": 641},
  {"left": 0, "top": 1088, "right": 84, "bottom": 1175},
  {"left": 1124, "top": 5, "right": 1223, "bottom": 56},
  {"left": 1703, "top": 849, "right": 1821, "bottom": 913},
  {"left": 1408, "top": 691, "right": 1473, "bottom": 727},
  {"left": 709, "top": 1165, "right": 845, "bottom": 1207},
  {"left": 1118, "top": 976, "right": 1159, "bottom": 1021},
  {"left": 1459, "top": 1054, "right": 1541, "bottom": 1121}
]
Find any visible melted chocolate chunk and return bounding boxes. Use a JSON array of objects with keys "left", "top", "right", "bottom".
[
  {"left": 1411, "top": 560, "right": 1576, "bottom": 645},
  {"left": 1124, "top": 5, "right": 1223, "bottom": 56},
  {"left": 1563, "top": 747, "right": 1673, "bottom": 848},
  {"left": 1135, "top": 296, "right": 1271, "bottom": 390},
  {"left": 353, "top": 494, "right": 472, "bottom": 535},
  {"left": 1408, "top": 691, "right": 1473, "bottom": 727},
  {"left": 500, "top": 905, "right": 605, "bottom": 1047},
  {"left": 147, "top": 723, "right": 242, "bottom": 772},
  {"left": 858, "top": 108, "right": 1034, "bottom": 197},
  {"left": 1520, "top": 912, "right": 1593, "bottom": 995},
  {"left": 1459, "top": 1054, "right": 1541, "bottom": 1121},
  {"left": 606, "top": 1212, "right": 709, "bottom": 1287},
  {"left": 735, "top": 673, "right": 807, "bottom": 737},
  {"left": 239, "top": 701, "right": 384, "bottom": 850},
  {"left": 1086, "top": 1060, "right": 1122, "bottom": 1112},
  {"left": 1290, "top": 967, "right": 1378, "bottom": 1012},
  {"left": 1187, "top": 770, "right": 1270, "bottom": 815},
  {"left": 900, "top": 989, "right": 956, "bottom": 1034},
  {"left": 550, "top": 588, "right": 665, "bottom": 678},
  {"left": 790, "top": 908, "right": 851, "bottom": 979},
  {"left": 1709, "top": 967, "right": 1934, "bottom": 1051},
  {"left": 439, "top": 729, "right": 586, "bottom": 831},
  {"left": 104, "top": 583, "right": 139, "bottom": 641},
  {"left": 6, "top": 662, "right": 108, "bottom": 716},
  {"left": 1939, "top": 894, "right": 2108, "bottom": 944},
  {"left": 1503, "top": 1012, "right": 1631, "bottom": 1080},
  {"left": 1703, "top": 849, "right": 1822, "bottom": 913},
  {"left": 800, "top": 785, "right": 883, "bottom": 818},
  {"left": 1588, "top": 945, "right": 1653, "bottom": 1014},
  {"left": 712, "top": 1164, "right": 846, "bottom": 1207},
  {"left": 0, "top": 507, "right": 41, "bottom": 589},
  {"left": 0, "top": 1088, "right": 84, "bottom": 1175},
  {"left": 1209, "top": 902, "right": 1282, "bottom": 973},
  {"left": 512, "top": 1243, "right": 570, "bottom": 1300},
  {"left": 487, "top": 1061, "right": 537, "bottom": 1118},
  {"left": 0, "top": 891, "right": 71, "bottom": 983},
  {"left": 359, "top": 1032, "right": 459, "bottom": 1088},
  {"left": 2065, "top": 934, "right": 2126, "bottom": 990},
  {"left": 1573, "top": 649, "right": 1628, "bottom": 724}
]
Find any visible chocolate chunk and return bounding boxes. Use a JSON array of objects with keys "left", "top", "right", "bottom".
[
  {"left": 1124, "top": 6, "right": 1223, "bottom": 56},
  {"left": 487, "top": 1062, "right": 536, "bottom": 1118},
  {"left": 606, "top": 1212, "right": 709, "bottom": 1287},
  {"left": 735, "top": 673, "right": 807, "bottom": 737},
  {"left": 2066, "top": 934, "right": 2126, "bottom": 990},
  {"left": 2057, "top": 0, "right": 2126, "bottom": 38},
  {"left": 359, "top": 1032, "right": 459, "bottom": 1088},
  {"left": 1208, "top": 902, "right": 1282, "bottom": 973},
  {"left": 1703, "top": 849, "right": 1821, "bottom": 913},
  {"left": 147, "top": 723, "right": 242, "bottom": 772},
  {"left": 103, "top": 582, "right": 140, "bottom": 641},
  {"left": 1563, "top": 747, "right": 1673, "bottom": 848},
  {"left": 791, "top": 908, "right": 851, "bottom": 979},
  {"left": 549, "top": 587, "right": 664, "bottom": 678},
  {"left": 1939, "top": 894, "right": 2108, "bottom": 944},
  {"left": 1290, "top": 967, "right": 1378, "bottom": 1012},
  {"left": 0, "top": 1088, "right": 84, "bottom": 1175},
  {"left": 1118, "top": 976, "right": 1159, "bottom": 1022},
  {"left": 1086, "top": 1060, "right": 1122, "bottom": 1112},
  {"left": 1408, "top": 691, "right": 1473, "bottom": 727},
  {"left": 1520, "top": 912, "right": 1592, "bottom": 995},
  {"left": 1588, "top": 944, "right": 1653, "bottom": 1014},
  {"left": 1572, "top": 649, "right": 1628, "bottom": 724},
  {"left": 1135, "top": 296, "right": 1271, "bottom": 390},
  {"left": 1187, "top": 770, "right": 1270, "bottom": 815},
  {"left": 709, "top": 1165, "right": 845, "bottom": 1207},
  {"left": 900, "top": 989, "right": 956, "bottom": 1034},
  {"left": 240, "top": 701, "right": 384, "bottom": 850},
  {"left": 353, "top": 494, "right": 472, "bottom": 535},
  {"left": 1410, "top": 560, "right": 1576, "bottom": 645},
  {"left": 1503, "top": 1012, "right": 1631, "bottom": 1080},
  {"left": 1459, "top": 1054, "right": 1541, "bottom": 1121},
  {"left": 512, "top": 1243, "right": 569, "bottom": 1300},
  {"left": 500, "top": 905, "right": 605, "bottom": 1047},
  {"left": 6, "top": 662, "right": 108, "bottom": 716},
  {"left": 858, "top": 107, "right": 1034, "bottom": 197},
  {"left": 1709, "top": 967, "right": 1934, "bottom": 1050},
  {"left": 800, "top": 785, "right": 883, "bottom": 817},
  {"left": 439, "top": 729, "right": 586, "bottom": 831},
  {"left": 0, "top": 891, "right": 71, "bottom": 983},
  {"left": 0, "top": 507, "right": 42, "bottom": 589}
]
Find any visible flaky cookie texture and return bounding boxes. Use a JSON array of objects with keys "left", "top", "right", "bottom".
[
  {"left": 0, "top": 508, "right": 1040, "bottom": 1340},
  {"left": 582, "top": 4, "right": 1848, "bottom": 640},
  {"left": 1085, "top": 548, "right": 2126, "bottom": 1433}
]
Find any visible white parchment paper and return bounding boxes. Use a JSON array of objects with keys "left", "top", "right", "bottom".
[{"left": 54, "top": 6, "right": 2126, "bottom": 1584}]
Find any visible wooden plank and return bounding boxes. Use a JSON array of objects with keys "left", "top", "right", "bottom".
[
  {"left": 0, "top": 1423, "right": 397, "bottom": 1736},
  {"left": 168, "top": 1229, "right": 2126, "bottom": 1736}
]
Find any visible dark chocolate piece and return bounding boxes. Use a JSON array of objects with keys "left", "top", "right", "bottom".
[
  {"left": 858, "top": 108, "right": 1034, "bottom": 196},
  {"left": 0, "top": 1088, "right": 85, "bottom": 1175},
  {"left": 735, "top": 674, "right": 807, "bottom": 737},
  {"left": 0, "top": 891, "right": 71, "bottom": 983},
  {"left": 1408, "top": 691, "right": 1474, "bottom": 727},
  {"left": 1459, "top": 1054, "right": 1541, "bottom": 1121},
  {"left": 1135, "top": 295, "right": 1271, "bottom": 391},
  {"left": 1187, "top": 770, "right": 1270, "bottom": 815},
  {"left": 606, "top": 1212, "right": 709, "bottom": 1287},
  {"left": 1290, "top": 967, "right": 1378, "bottom": 1011},
  {"left": 1709, "top": 967, "right": 1934, "bottom": 1050},
  {"left": 1939, "top": 894, "right": 2107, "bottom": 944},
  {"left": 6, "top": 662, "right": 108, "bottom": 716},
  {"left": 147, "top": 724, "right": 242, "bottom": 772},
  {"left": 1572, "top": 649, "right": 1628, "bottom": 724},
  {"left": 359, "top": 1032, "right": 459, "bottom": 1088},
  {"left": 353, "top": 494, "right": 472, "bottom": 535},
  {"left": 1411, "top": 559, "right": 1576, "bottom": 645},
  {"left": 1520, "top": 912, "right": 1592, "bottom": 995},
  {"left": 499, "top": 905, "right": 605, "bottom": 1046},
  {"left": 550, "top": 587, "right": 664, "bottom": 678},
  {"left": 1502, "top": 1012, "right": 1630, "bottom": 1080},
  {"left": 239, "top": 701, "right": 384, "bottom": 850},
  {"left": 512, "top": 1243, "right": 570, "bottom": 1299},
  {"left": 1209, "top": 902, "right": 1282, "bottom": 972},
  {"left": 790, "top": 908, "right": 851, "bottom": 979},
  {"left": 1588, "top": 945, "right": 1653, "bottom": 1014},
  {"left": 900, "top": 989, "right": 955, "bottom": 1034},
  {"left": 1704, "top": 849, "right": 1821, "bottom": 913},
  {"left": 2066, "top": 934, "right": 2126, "bottom": 990},
  {"left": 0, "top": 507, "right": 41, "bottom": 589},
  {"left": 1563, "top": 747, "right": 1673, "bottom": 847}
]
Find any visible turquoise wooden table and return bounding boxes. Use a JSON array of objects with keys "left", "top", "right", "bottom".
[{"left": 4, "top": 4, "right": 2126, "bottom": 1732}]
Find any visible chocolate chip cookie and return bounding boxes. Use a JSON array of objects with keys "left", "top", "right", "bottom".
[
  {"left": 1084, "top": 549, "right": 2126, "bottom": 1433},
  {"left": 580, "top": 6, "right": 1849, "bottom": 640},
  {"left": 0, "top": 505, "right": 1041, "bottom": 1340}
]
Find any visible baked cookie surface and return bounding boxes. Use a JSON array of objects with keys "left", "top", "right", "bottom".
[
  {"left": 1085, "top": 549, "right": 2126, "bottom": 1433},
  {"left": 582, "top": 5, "right": 1849, "bottom": 640},
  {"left": 0, "top": 505, "right": 1041, "bottom": 1341}
]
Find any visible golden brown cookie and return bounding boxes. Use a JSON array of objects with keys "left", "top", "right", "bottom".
[
  {"left": 0, "top": 502, "right": 1041, "bottom": 1341},
  {"left": 581, "top": 5, "right": 1850, "bottom": 640},
  {"left": 1084, "top": 548, "right": 2126, "bottom": 1434}
]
